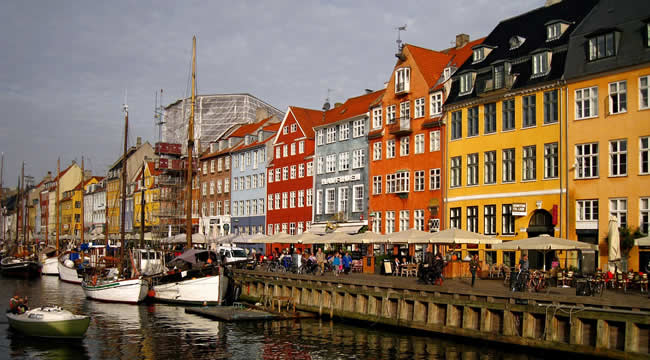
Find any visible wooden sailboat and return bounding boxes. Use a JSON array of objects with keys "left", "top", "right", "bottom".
[
  {"left": 42, "top": 159, "right": 61, "bottom": 276},
  {"left": 1, "top": 162, "right": 42, "bottom": 278},
  {"left": 149, "top": 37, "right": 234, "bottom": 305},
  {"left": 81, "top": 102, "right": 147, "bottom": 304}
]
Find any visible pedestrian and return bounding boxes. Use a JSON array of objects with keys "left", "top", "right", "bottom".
[
  {"left": 343, "top": 252, "right": 352, "bottom": 274},
  {"left": 332, "top": 252, "right": 341, "bottom": 276},
  {"left": 469, "top": 254, "right": 480, "bottom": 287},
  {"left": 316, "top": 248, "right": 325, "bottom": 275}
]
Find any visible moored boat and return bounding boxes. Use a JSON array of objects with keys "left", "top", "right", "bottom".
[
  {"left": 41, "top": 256, "right": 59, "bottom": 276},
  {"left": 57, "top": 251, "right": 84, "bottom": 284},
  {"left": 81, "top": 276, "right": 148, "bottom": 304},
  {"left": 1, "top": 257, "right": 41, "bottom": 278},
  {"left": 6, "top": 306, "right": 90, "bottom": 338}
]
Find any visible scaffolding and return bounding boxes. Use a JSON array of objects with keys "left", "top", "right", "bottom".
[
  {"left": 161, "top": 94, "right": 284, "bottom": 155},
  {"left": 150, "top": 144, "right": 188, "bottom": 242}
]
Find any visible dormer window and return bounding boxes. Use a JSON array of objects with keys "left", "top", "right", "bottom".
[
  {"left": 257, "top": 131, "right": 263, "bottom": 142},
  {"left": 532, "top": 50, "right": 551, "bottom": 77},
  {"left": 509, "top": 36, "right": 525, "bottom": 50},
  {"left": 588, "top": 31, "right": 617, "bottom": 61},
  {"left": 283, "top": 126, "right": 289, "bottom": 135},
  {"left": 494, "top": 64, "right": 505, "bottom": 89},
  {"left": 473, "top": 48, "right": 484, "bottom": 62},
  {"left": 244, "top": 135, "right": 250, "bottom": 145},
  {"left": 395, "top": 67, "right": 410, "bottom": 94},
  {"left": 547, "top": 23, "right": 561, "bottom": 40},
  {"left": 290, "top": 124, "right": 297, "bottom": 133},
  {"left": 459, "top": 72, "right": 475, "bottom": 95},
  {"left": 443, "top": 67, "right": 452, "bottom": 81}
]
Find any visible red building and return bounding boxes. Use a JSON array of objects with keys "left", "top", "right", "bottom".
[
  {"left": 266, "top": 107, "right": 321, "bottom": 242},
  {"left": 368, "top": 35, "right": 483, "bottom": 247}
]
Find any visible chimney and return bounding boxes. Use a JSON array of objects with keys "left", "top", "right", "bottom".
[
  {"left": 456, "top": 33, "right": 470, "bottom": 49},
  {"left": 136, "top": 137, "right": 142, "bottom": 147},
  {"left": 334, "top": 102, "right": 343, "bottom": 108}
]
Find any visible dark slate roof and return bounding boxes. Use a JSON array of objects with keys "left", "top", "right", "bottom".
[
  {"left": 564, "top": 0, "right": 650, "bottom": 80},
  {"left": 446, "top": 0, "right": 598, "bottom": 106}
]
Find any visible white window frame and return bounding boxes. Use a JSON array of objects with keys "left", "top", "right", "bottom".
[
  {"left": 429, "top": 130, "right": 440, "bottom": 152},
  {"left": 450, "top": 156, "right": 461, "bottom": 188},
  {"left": 414, "top": 97, "right": 425, "bottom": 118},
  {"left": 609, "top": 139, "right": 627, "bottom": 177},
  {"left": 339, "top": 122, "right": 349, "bottom": 141},
  {"left": 290, "top": 191, "right": 296, "bottom": 208},
  {"left": 353, "top": 119, "right": 365, "bottom": 138},
  {"left": 522, "top": 145, "right": 536, "bottom": 181},
  {"left": 429, "top": 168, "right": 440, "bottom": 190},
  {"left": 430, "top": 92, "right": 442, "bottom": 117},
  {"left": 608, "top": 80, "right": 627, "bottom": 115},
  {"left": 291, "top": 123, "right": 297, "bottom": 133},
  {"left": 299, "top": 141, "right": 305, "bottom": 154},
  {"left": 306, "top": 188, "right": 312, "bottom": 207},
  {"left": 307, "top": 162, "right": 313, "bottom": 177},
  {"left": 298, "top": 163, "right": 305, "bottom": 178},
  {"left": 414, "top": 210, "right": 424, "bottom": 231},
  {"left": 326, "top": 127, "right": 336, "bottom": 144},
  {"left": 386, "top": 139, "right": 396, "bottom": 159},
  {"left": 400, "top": 136, "right": 409, "bottom": 157},
  {"left": 577, "top": 199, "right": 598, "bottom": 221},
  {"left": 372, "top": 107, "right": 383, "bottom": 129},
  {"left": 325, "top": 188, "right": 336, "bottom": 214},
  {"left": 282, "top": 192, "right": 288, "bottom": 209},
  {"left": 386, "top": 211, "right": 395, "bottom": 234},
  {"left": 459, "top": 73, "right": 474, "bottom": 94},
  {"left": 372, "top": 176, "right": 382, "bottom": 195},
  {"left": 386, "top": 105, "right": 396, "bottom": 125},
  {"left": 352, "top": 185, "right": 363, "bottom": 213},
  {"left": 326, "top": 154, "right": 336, "bottom": 173},
  {"left": 640, "top": 197, "right": 649, "bottom": 235},
  {"left": 298, "top": 190, "right": 304, "bottom": 208},
  {"left": 532, "top": 52, "right": 549, "bottom": 76},
  {"left": 373, "top": 142, "right": 382, "bottom": 161},
  {"left": 575, "top": 143, "right": 599, "bottom": 179},
  {"left": 352, "top": 149, "right": 364, "bottom": 169},
  {"left": 317, "top": 129, "right": 324, "bottom": 145},
  {"left": 338, "top": 152, "right": 350, "bottom": 171},
  {"left": 316, "top": 190, "right": 323, "bottom": 215},
  {"left": 282, "top": 166, "right": 288, "bottom": 181},
  {"left": 268, "top": 194, "right": 273, "bottom": 211},
  {"left": 414, "top": 170, "right": 425, "bottom": 192},
  {"left": 399, "top": 210, "right": 410, "bottom": 232},
  {"left": 640, "top": 76, "right": 650, "bottom": 110},
  {"left": 290, "top": 165, "right": 297, "bottom": 179},
  {"left": 338, "top": 187, "right": 349, "bottom": 214},
  {"left": 641, "top": 136, "right": 649, "bottom": 175},
  {"left": 395, "top": 67, "right": 410, "bottom": 93},
  {"left": 414, "top": 134, "right": 424, "bottom": 154},
  {"left": 575, "top": 86, "right": 598, "bottom": 119},
  {"left": 609, "top": 198, "right": 627, "bottom": 228}
]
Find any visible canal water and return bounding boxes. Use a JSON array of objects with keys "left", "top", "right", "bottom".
[{"left": 1, "top": 276, "right": 570, "bottom": 360}]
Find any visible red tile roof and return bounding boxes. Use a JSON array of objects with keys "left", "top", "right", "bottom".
[
  {"left": 317, "top": 89, "right": 385, "bottom": 127},
  {"left": 287, "top": 107, "right": 324, "bottom": 139},
  {"left": 228, "top": 116, "right": 275, "bottom": 137}
]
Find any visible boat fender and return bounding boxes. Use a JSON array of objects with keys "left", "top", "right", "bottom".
[
  {"left": 234, "top": 286, "right": 241, "bottom": 302},
  {"left": 147, "top": 289, "right": 156, "bottom": 298},
  {"left": 91, "top": 275, "right": 97, "bottom": 286}
]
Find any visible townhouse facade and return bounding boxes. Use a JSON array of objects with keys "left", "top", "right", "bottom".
[
  {"left": 444, "top": 0, "right": 598, "bottom": 269},
  {"left": 84, "top": 178, "right": 106, "bottom": 235},
  {"left": 563, "top": 0, "right": 650, "bottom": 271},
  {"left": 267, "top": 107, "right": 319, "bottom": 236},
  {"left": 46, "top": 162, "right": 82, "bottom": 240},
  {"left": 312, "top": 91, "right": 384, "bottom": 234}
]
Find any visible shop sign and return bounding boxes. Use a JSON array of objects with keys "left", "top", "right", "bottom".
[
  {"left": 512, "top": 203, "right": 527, "bottom": 216},
  {"left": 321, "top": 173, "right": 360, "bottom": 185}
]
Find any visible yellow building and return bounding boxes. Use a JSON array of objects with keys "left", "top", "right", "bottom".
[
  {"left": 60, "top": 190, "right": 74, "bottom": 236},
  {"left": 442, "top": 1, "right": 598, "bottom": 269},
  {"left": 45, "top": 162, "right": 82, "bottom": 240},
  {"left": 133, "top": 162, "right": 161, "bottom": 230},
  {"left": 564, "top": 2, "right": 650, "bottom": 271}
]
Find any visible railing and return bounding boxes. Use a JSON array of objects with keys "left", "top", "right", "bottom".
[{"left": 389, "top": 117, "right": 412, "bottom": 135}]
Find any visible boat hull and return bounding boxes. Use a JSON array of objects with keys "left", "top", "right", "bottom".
[
  {"left": 41, "top": 256, "right": 59, "bottom": 276},
  {"left": 1, "top": 258, "right": 41, "bottom": 278},
  {"left": 82, "top": 278, "right": 148, "bottom": 304},
  {"left": 7, "top": 307, "right": 90, "bottom": 338},
  {"left": 152, "top": 274, "right": 228, "bottom": 305},
  {"left": 57, "top": 255, "right": 83, "bottom": 284}
]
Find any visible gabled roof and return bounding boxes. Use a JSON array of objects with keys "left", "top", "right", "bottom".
[
  {"left": 402, "top": 44, "right": 452, "bottom": 89},
  {"left": 231, "top": 134, "right": 274, "bottom": 153},
  {"left": 48, "top": 163, "right": 75, "bottom": 183},
  {"left": 284, "top": 106, "right": 323, "bottom": 140},
  {"left": 314, "top": 89, "right": 385, "bottom": 127}
]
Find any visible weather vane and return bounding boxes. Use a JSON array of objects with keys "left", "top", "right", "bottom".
[{"left": 396, "top": 24, "right": 407, "bottom": 51}]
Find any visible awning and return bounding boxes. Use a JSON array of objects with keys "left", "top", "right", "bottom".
[
  {"left": 309, "top": 221, "right": 367, "bottom": 235},
  {"left": 635, "top": 236, "right": 650, "bottom": 247},
  {"left": 429, "top": 228, "right": 501, "bottom": 245},
  {"left": 491, "top": 235, "right": 597, "bottom": 251}
]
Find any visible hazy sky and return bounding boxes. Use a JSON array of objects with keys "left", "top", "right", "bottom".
[{"left": 0, "top": 0, "right": 542, "bottom": 186}]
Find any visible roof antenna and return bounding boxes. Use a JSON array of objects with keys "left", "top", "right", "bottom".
[
  {"left": 322, "top": 89, "right": 331, "bottom": 111},
  {"left": 395, "top": 24, "right": 407, "bottom": 60}
]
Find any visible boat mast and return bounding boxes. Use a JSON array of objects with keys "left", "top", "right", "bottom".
[
  {"left": 185, "top": 36, "right": 196, "bottom": 250},
  {"left": 56, "top": 158, "right": 60, "bottom": 252},
  {"left": 14, "top": 174, "right": 20, "bottom": 253},
  {"left": 81, "top": 156, "right": 85, "bottom": 244},
  {"left": 0, "top": 153, "right": 3, "bottom": 243},
  {"left": 21, "top": 162, "right": 26, "bottom": 248},
  {"left": 140, "top": 160, "right": 145, "bottom": 248},
  {"left": 119, "top": 104, "right": 129, "bottom": 276}
]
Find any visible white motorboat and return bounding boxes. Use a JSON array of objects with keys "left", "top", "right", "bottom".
[
  {"left": 41, "top": 256, "right": 59, "bottom": 276},
  {"left": 57, "top": 251, "right": 84, "bottom": 284},
  {"left": 81, "top": 276, "right": 148, "bottom": 304},
  {"left": 6, "top": 306, "right": 90, "bottom": 338}
]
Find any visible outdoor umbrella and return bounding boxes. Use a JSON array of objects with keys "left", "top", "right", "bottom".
[
  {"left": 608, "top": 215, "right": 621, "bottom": 273},
  {"left": 348, "top": 231, "right": 389, "bottom": 244},
  {"left": 387, "top": 228, "right": 432, "bottom": 244},
  {"left": 635, "top": 236, "right": 650, "bottom": 246},
  {"left": 429, "top": 228, "right": 501, "bottom": 244},
  {"left": 491, "top": 235, "right": 597, "bottom": 270}
]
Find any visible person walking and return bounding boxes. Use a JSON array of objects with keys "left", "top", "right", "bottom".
[
  {"left": 316, "top": 248, "right": 325, "bottom": 275},
  {"left": 469, "top": 254, "right": 480, "bottom": 287}
]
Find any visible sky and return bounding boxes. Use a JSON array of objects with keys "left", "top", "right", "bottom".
[{"left": 0, "top": 0, "right": 543, "bottom": 187}]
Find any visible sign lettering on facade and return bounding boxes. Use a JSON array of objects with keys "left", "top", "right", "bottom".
[
  {"left": 320, "top": 173, "right": 361, "bottom": 185},
  {"left": 512, "top": 203, "right": 527, "bottom": 216}
]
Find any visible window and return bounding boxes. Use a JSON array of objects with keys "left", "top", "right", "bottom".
[
  {"left": 588, "top": 32, "right": 615, "bottom": 61},
  {"left": 317, "top": 129, "right": 324, "bottom": 145},
  {"left": 473, "top": 48, "right": 484, "bottom": 62},
  {"left": 372, "top": 176, "right": 382, "bottom": 194},
  {"left": 414, "top": 98, "right": 425, "bottom": 118},
  {"left": 414, "top": 170, "right": 425, "bottom": 191},
  {"left": 547, "top": 23, "right": 561, "bottom": 40},
  {"left": 609, "top": 81, "right": 627, "bottom": 114},
  {"left": 502, "top": 204, "right": 514, "bottom": 235},
  {"left": 451, "top": 111, "right": 462, "bottom": 140},
  {"left": 395, "top": 68, "right": 410, "bottom": 93},
  {"left": 576, "top": 87, "right": 598, "bottom": 119},
  {"left": 522, "top": 145, "right": 536, "bottom": 181},
  {"left": 217, "top": 201, "right": 222, "bottom": 215},
  {"left": 353, "top": 119, "right": 365, "bottom": 138},
  {"left": 400, "top": 136, "right": 409, "bottom": 156},
  {"left": 289, "top": 165, "right": 296, "bottom": 179},
  {"left": 386, "top": 105, "right": 396, "bottom": 124},
  {"left": 386, "top": 139, "right": 396, "bottom": 158},
  {"left": 283, "top": 126, "right": 289, "bottom": 135},
  {"left": 450, "top": 156, "right": 461, "bottom": 188},
  {"left": 245, "top": 176, "right": 251, "bottom": 190},
  {"left": 307, "top": 162, "right": 313, "bottom": 176},
  {"left": 290, "top": 143, "right": 296, "bottom": 156},
  {"left": 413, "top": 210, "right": 424, "bottom": 231},
  {"left": 316, "top": 190, "right": 322, "bottom": 214},
  {"left": 338, "top": 152, "right": 350, "bottom": 171},
  {"left": 326, "top": 154, "right": 336, "bottom": 173},
  {"left": 217, "top": 179, "right": 223, "bottom": 193},
  {"left": 502, "top": 148, "right": 515, "bottom": 183},
  {"left": 217, "top": 158, "right": 223, "bottom": 172},
  {"left": 317, "top": 157, "right": 324, "bottom": 175},
  {"left": 610, "top": 198, "right": 627, "bottom": 227},
  {"left": 281, "top": 192, "right": 288, "bottom": 209},
  {"left": 299, "top": 141, "right": 304, "bottom": 154},
  {"left": 399, "top": 210, "right": 410, "bottom": 232},
  {"left": 484, "top": 151, "right": 496, "bottom": 184},
  {"left": 641, "top": 76, "right": 650, "bottom": 110},
  {"left": 289, "top": 191, "right": 296, "bottom": 208},
  {"left": 352, "top": 149, "right": 364, "bottom": 169},
  {"left": 339, "top": 122, "right": 349, "bottom": 141},
  {"left": 430, "top": 92, "right": 443, "bottom": 116},
  {"left": 338, "top": 187, "right": 349, "bottom": 213},
  {"left": 274, "top": 193, "right": 280, "bottom": 211},
  {"left": 225, "top": 156, "right": 230, "bottom": 170},
  {"left": 522, "top": 95, "right": 536, "bottom": 128},
  {"left": 544, "top": 90, "right": 558, "bottom": 124},
  {"left": 275, "top": 147, "right": 281, "bottom": 159},
  {"left": 450, "top": 208, "right": 461, "bottom": 229},
  {"left": 467, "top": 153, "right": 478, "bottom": 186},
  {"left": 544, "top": 143, "right": 558, "bottom": 179},
  {"left": 202, "top": 162, "right": 207, "bottom": 175},
  {"left": 291, "top": 123, "right": 297, "bottom": 133},
  {"left": 372, "top": 107, "right": 383, "bottom": 129},
  {"left": 484, "top": 205, "right": 496, "bottom": 235},
  {"left": 306, "top": 189, "right": 312, "bottom": 206},
  {"left": 532, "top": 52, "right": 549, "bottom": 76},
  {"left": 459, "top": 73, "right": 474, "bottom": 94},
  {"left": 210, "top": 159, "right": 215, "bottom": 173},
  {"left": 429, "top": 130, "right": 440, "bottom": 152},
  {"left": 353, "top": 185, "right": 363, "bottom": 212},
  {"left": 297, "top": 190, "right": 304, "bottom": 207},
  {"left": 386, "top": 211, "right": 395, "bottom": 234},
  {"left": 209, "top": 181, "right": 215, "bottom": 195},
  {"left": 467, "top": 106, "right": 478, "bottom": 137},
  {"left": 386, "top": 171, "right": 410, "bottom": 193},
  {"left": 641, "top": 137, "right": 649, "bottom": 174},
  {"left": 429, "top": 168, "right": 440, "bottom": 190},
  {"left": 201, "top": 183, "right": 206, "bottom": 196},
  {"left": 399, "top": 101, "right": 410, "bottom": 121},
  {"left": 372, "top": 212, "right": 382, "bottom": 233},
  {"left": 577, "top": 199, "right": 598, "bottom": 221},
  {"left": 297, "top": 163, "right": 304, "bottom": 178},
  {"left": 268, "top": 195, "right": 273, "bottom": 211},
  {"left": 325, "top": 189, "right": 336, "bottom": 214},
  {"left": 609, "top": 139, "right": 627, "bottom": 176},
  {"left": 502, "top": 99, "right": 515, "bottom": 131},
  {"left": 373, "top": 142, "right": 382, "bottom": 160},
  {"left": 282, "top": 167, "right": 288, "bottom": 181},
  {"left": 326, "top": 127, "right": 336, "bottom": 143},
  {"left": 641, "top": 197, "right": 649, "bottom": 234},
  {"left": 576, "top": 143, "right": 599, "bottom": 179},
  {"left": 484, "top": 103, "right": 496, "bottom": 134},
  {"left": 493, "top": 64, "right": 505, "bottom": 90},
  {"left": 414, "top": 134, "right": 424, "bottom": 154},
  {"left": 224, "top": 179, "right": 229, "bottom": 193}
]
